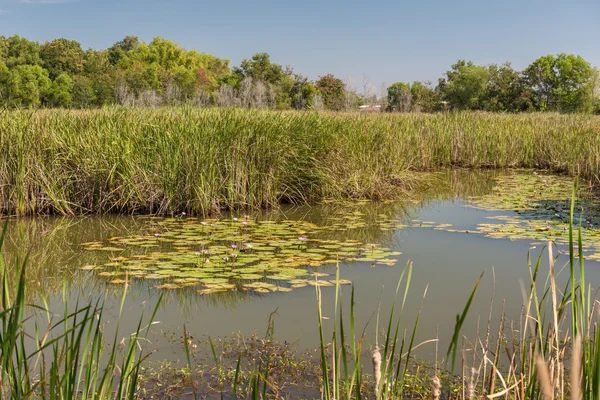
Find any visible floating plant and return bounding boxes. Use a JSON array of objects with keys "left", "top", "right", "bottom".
[
  {"left": 80, "top": 215, "right": 402, "bottom": 294},
  {"left": 410, "top": 171, "right": 600, "bottom": 257}
]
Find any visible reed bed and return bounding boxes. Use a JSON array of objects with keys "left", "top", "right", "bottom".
[{"left": 0, "top": 108, "right": 598, "bottom": 216}]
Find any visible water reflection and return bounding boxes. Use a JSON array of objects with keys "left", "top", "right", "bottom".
[
  {"left": 5, "top": 169, "right": 599, "bottom": 362},
  {"left": 1, "top": 169, "right": 499, "bottom": 305}
]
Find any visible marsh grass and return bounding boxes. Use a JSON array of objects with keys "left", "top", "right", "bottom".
[
  {"left": 1, "top": 108, "right": 598, "bottom": 216},
  {"left": 0, "top": 219, "right": 161, "bottom": 399}
]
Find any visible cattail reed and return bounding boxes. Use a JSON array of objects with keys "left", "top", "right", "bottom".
[
  {"left": 468, "top": 367, "right": 476, "bottom": 400},
  {"left": 571, "top": 334, "right": 582, "bottom": 400},
  {"left": 432, "top": 376, "right": 441, "bottom": 400},
  {"left": 536, "top": 357, "right": 553, "bottom": 400},
  {"left": 372, "top": 346, "right": 382, "bottom": 397}
]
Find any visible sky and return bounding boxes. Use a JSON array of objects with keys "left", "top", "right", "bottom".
[{"left": 0, "top": 0, "right": 598, "bottom": 91}]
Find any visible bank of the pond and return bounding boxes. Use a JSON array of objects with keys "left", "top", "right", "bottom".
[{"left": 1, "top": 108, "right": 599, "bottom": 216}]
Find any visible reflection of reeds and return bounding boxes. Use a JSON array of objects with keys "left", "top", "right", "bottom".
[
  {"left": 0, "top": 220, "right": 162, "bottom": 399},
  {"left": 2, "top": 109, "right": 598, "bottom": 216},
  {"left": 0, "top": 216, "right": 145, "bottom": 300},
  {"left": 1, "top": 191, "right": 480, "bottom": 307}
]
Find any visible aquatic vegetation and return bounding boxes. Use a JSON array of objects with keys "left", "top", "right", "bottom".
[
  {"left": 1, "top": 108, "right": 599, "bottom": 216},
  {"left": 77, "top": 170, "right": 600, "bottom": 294},
  {"left": 80, "top": 216, "right": 402, "bottom": 293},
  {"left": 0, "top": 220, "right": 162, "bottom": 399},
  {"left": 411, "top": 171, "right": 600, "bottom": 259}
]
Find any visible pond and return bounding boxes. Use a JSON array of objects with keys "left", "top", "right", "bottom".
[{"left": 3, "top": 169, "right": 600, "bottom": 367}]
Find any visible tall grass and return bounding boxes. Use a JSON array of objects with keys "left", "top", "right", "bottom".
[
  {"left": 315, "top": 180, "right": 600, "bottom": 400},
  {"left": 0, "top": 108, "right": 598, "bottom": 216},
  {"left": 0, "top": 220, "right": 161, "bottom": 399}
]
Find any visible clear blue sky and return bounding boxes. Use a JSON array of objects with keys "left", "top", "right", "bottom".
[{"left": 1, "top": 0, "right": 598, "bottom": 90}]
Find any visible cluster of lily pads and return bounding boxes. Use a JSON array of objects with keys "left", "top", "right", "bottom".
[
  {"left": 80, "top": 214, "right": 401, "bottom": 294},
  {"left": 413, "top": 171, "right": 600, "bottom": 258},
  {"left": 79, "top": 171, "right": 600, "bottom": 294}
]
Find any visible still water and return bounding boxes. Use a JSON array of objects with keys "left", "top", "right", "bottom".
[{"left": 3, "top": 169, "right": 599, "bottom": 364}]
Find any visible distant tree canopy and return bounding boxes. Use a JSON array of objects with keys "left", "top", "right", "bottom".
[
  {"left": 0, "top": 34, "right": 598, "bottom": 113},
  {"left": 315, "top": 74, "right": 346, "bottom": 111},
  {"left": 524, "top": 54, "right": 597, "bottom": 113}
]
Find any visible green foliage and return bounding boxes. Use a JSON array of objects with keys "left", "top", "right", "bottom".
[
  {"left": 170, "top": 65, "right": 197, "bottom": 101},
  {"left": 121, "top": 61, "right": 161, "bottom": 94},
  {"left": 1, "top": 35, "right": 41, "bottom": 68},
  {"left": 0, "top": 219, "right": 162, "bottom": 399},
  {"left": 290, "top": 75, "right": 317, "bottom": 109},
  {"left": 0, "top": 34, "right": 598, "bottom": 113},
  {"left": 108, "top": 35, "right": 140, "bottom": 66},
  {"left": 387, "top": 82, "right": 411, "bottom": 111},
  {"left": 6, "top": 64, "right": 51, "bottom": 107},
  {"left": 0, "top": 37, "right": 7, "bottom": 61},
  {"left": 46, "top": 72, "right": 74, "bottom": 107},
  {"left": 1, "top": 109, "right": 599, "bottom": 216},
  {"left": 0, "top": 61, "right": 10, "bottom": 104},
  {"left": 71, "top": 75, "right": 97, "bottom": 108},
  {"left": 409, "top": 81, "right": 438, "bottom": 112},
  {"left": 235, "top": 52, "right": 286, "bottom": 86},
  {"left": 40, "top": 38, "right": 86, "bottom": 79},
  {"left": 83, "top": 49, "right": 112, "bottom": 75},
  {"left": 439, "top": 60, "right": 491, "bottom": 110},
  {"left": 525, "top": 53, "right": 596, "bottom": 112},
  {"left": 483, "top": 62, "right": 534, "bottom": 112},
  {"left": 316, "top": 74, "right": 346, "bottom": 111}
]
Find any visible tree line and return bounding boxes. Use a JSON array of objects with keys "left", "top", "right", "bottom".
[{"left": 0, "top": 34, "right": 598, "bottom": 113}]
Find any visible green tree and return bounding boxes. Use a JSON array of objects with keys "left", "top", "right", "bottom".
[
  {"left": 235, "top": 52, "right": 285, "bottom": 85},
  {"left": 71, "top": 75, "right": 96, "bottom": 108},
  {"left": 0, "top": 38, "right": 8, "bottom": 62},
  {"left": 524, "top": 54, "right": 595, "bottom": 112},
  {"left": 591, "top": 67, "right": 600, "bottom": 114},
  {"left": 84, "top": 49, "right": 112, "bottom": 75},
  {"left": 134, "top": 37, "right": 183, "bottom": 70},
  {"left": 45, "top": 72, "right": 74, "bottom": 107},
  {"left": 439, "top": 60, "right": 491, "bottom": 110},
  {"left": 120, "top": 62, "right": 162, "bottom": 95},
  {"left": 0, "top": 61, "right": 10, "bottom": 105},
  {"left": 482, "top": 63, "right": 534, "bottom": 112},
  {"left": 231, "top": 52, "right": 294, "bottom": 108},
  {"left": 168, "top": 65, "right": 197, "bottom": 103},
  {"left": 1, "top": 35, "right": 41, "bottom": 68},
  {"left": 315, "top": 74, "right": 346, "bottom": 111},
  {"left": 7, "top": 65, "right": 51, "bottom": 107},
  {"left": 290, "top": 74, "right": 317, "bottom": 110},
  {"left": 387, "top": 82, "right": 411, "bottom": 111},
  {"left": 40, "top": 38, "right": 86, "bottom": 79},
  {"left": 410, "top": 81, "right": 439, "bottom": 112},
  {"left": 92, "top": 73, "right": 116, "bottom": 106},
  {"left": 108, "top": 36, "right": 139, "bottom": 66},
  {"left": 116, "top": 36, "right": 230, "bottom": 100}
]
